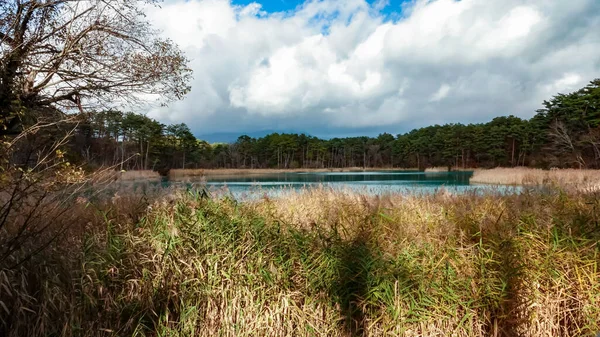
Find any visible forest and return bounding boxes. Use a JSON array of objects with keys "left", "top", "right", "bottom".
[{"left": 67, "top": 79, "right": 600, "bottom": 171}]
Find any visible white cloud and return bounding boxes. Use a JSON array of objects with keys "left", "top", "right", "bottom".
[
  {"left": 543, "top": 73, "right": 583, "bottom": 93},
  {"left": 430, "top": 84, "right": 451, "bottom": 102},
  {"left": 144, "top": 0, "right": 600, "bottom": 137}
]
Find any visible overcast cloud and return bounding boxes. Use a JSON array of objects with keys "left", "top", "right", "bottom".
[{"left": 144, "top": 0, "right": 600, "bottom": 139}]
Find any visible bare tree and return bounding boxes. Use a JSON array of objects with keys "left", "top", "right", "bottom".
[
  {"left": 0, "top": 0, "right": 191, "bottom": 135},
  {"left": 580, "top": 127, "right": 600, "bottom": 165},
  {"left": 548, "top": 120, "right": 586, "bottom": 168}
]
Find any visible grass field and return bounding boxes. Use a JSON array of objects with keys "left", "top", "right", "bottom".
[{"left": 1, "top": 185, "right": 599, "bottom": 336}]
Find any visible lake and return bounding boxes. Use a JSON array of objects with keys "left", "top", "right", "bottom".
[{"left": 146, "top": 171, "right": 522, "bottom": 199}]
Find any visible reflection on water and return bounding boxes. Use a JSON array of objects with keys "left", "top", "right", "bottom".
[
  {"left": 147, "top": 171, "right": 523, "bottom": 200},
  {"left": 202, "top": 171, "right": 472, "bottom": 184}
]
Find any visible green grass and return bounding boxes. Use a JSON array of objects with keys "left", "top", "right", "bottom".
[{"left": 1, "top": 188, "right": 599, "bottom": 336}]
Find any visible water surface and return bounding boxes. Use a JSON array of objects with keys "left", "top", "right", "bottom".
[{"left": 162, "top": 171, "right": 521, "bottom": 199}]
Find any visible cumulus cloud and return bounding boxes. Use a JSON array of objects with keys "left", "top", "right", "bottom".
[{"left": 144, "top": 0, "right": 600, "bottom": 138}]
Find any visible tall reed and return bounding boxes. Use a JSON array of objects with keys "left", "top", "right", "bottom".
[
  {"left": 470, "top": 167, "right": 600, "bottom": 191},
  {"left": 1, "top": 187, "right": 598, "bottom": 336}
]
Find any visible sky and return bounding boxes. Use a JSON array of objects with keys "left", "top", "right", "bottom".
[{"left": 144, "top": 0, "right": 600, "bottom": 141}]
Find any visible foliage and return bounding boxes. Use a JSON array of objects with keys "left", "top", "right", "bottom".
[{"left": 73, "top": 110, "right": 206, "bottom": 171}]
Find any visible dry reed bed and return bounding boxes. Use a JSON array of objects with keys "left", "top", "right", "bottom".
[
  {"left": 94, "top": 169, "right": 161, "bottom": 181},
  {"left": 1, "top": 187, "right": 599, "bottom": 336},
  {"left": 119, "top": 169, "right": 161, "bottom": 180},
  {"left": 424, "top": 166, "right": 449, "bottom": 172},
  {"left": 471, "top": 167, "right": 600, "bottom": 191}
]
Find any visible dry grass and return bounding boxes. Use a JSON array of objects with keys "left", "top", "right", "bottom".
[
  {"left": 118, "top": 169, "right": 161, "bottom": 180},
  {"left": 252, "top": 188, "right": 600, "bottom": 336},
  {"left": 94, "top": 169, "right": 161, "bottom": 181},
  {"left": 1, "top": 186, "right": 599, "bottom": 336},
  {"left": 424, "top": 166, "right": 449, "bottom": 172},
  {"left": 471, "top": 167, "right": 600, "bottom": 191}
]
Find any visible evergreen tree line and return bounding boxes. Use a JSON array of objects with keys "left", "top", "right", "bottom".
[{"left": 71, "top": 79, "right": 600, "bottom": 171}]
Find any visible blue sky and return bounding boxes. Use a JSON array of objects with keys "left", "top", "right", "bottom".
[
  {"left": 231, "top": 0, "right": 407, "bottom": 17},
  {"left": 147, "top": 0, "right": 600, "bottom": 141}
]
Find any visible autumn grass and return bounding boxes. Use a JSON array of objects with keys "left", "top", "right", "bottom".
[
  {"left": 119, "top": 170, "right": 161, "bottom": 180},
  {"left": 1, "top": 186, "right": 599, "bottom": 336},
  {"left": 424, "top": 166, "right": 449, "bottom": 172},
  {"left": 95, "top": 169, "right": 162, "bottom": 182},
  {"left": 471, "top": 167, "right": 600, "bottom": 191}
]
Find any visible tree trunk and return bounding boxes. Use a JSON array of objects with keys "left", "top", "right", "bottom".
[
  {"left": 145, "top": 141, "right": 150, "bottom": 170},
  {"left": 120, "top": 134, "right": 125, "bottom": 170},
  {"left": 511, "top": 138, "right": 515, "bottom": 167}
]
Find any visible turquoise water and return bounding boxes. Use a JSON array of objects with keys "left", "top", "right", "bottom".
[
  {"left": 155, "top": 171, "right": 522, "bottom": 199},
  {"left": 202, "top": 171, "right": 472, "bottom": 187}
]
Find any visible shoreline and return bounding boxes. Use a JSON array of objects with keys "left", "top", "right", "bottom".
[
  {"left": 113, "top": 168, "right": 600, "bottom": 193},
  {"left": 167, "top": 167, "right": 418, "bottom": 179}
]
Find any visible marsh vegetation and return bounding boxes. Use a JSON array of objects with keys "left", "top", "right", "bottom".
[
  {"left": 471, "top": 168, "right": 600, "bottom": 191},
  {"left": 1, "top": 186, "right": 599, "bottom": 336}
]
